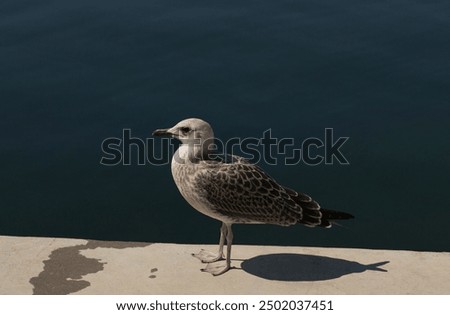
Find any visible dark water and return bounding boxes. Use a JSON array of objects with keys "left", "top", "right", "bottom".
[{"left": 1, "top": 0, "right": 449, "bottom": 251}]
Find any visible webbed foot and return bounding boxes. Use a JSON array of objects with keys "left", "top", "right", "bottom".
[
  {"left": 201, "top": 260, "right": 231, "bottom": 276},
  {"left": 192, "top": 249, "right": 224, "bottom": 263}
]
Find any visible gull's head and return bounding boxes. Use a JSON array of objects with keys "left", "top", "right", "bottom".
[{"left": 152, "top": 118, "right": 214, "bottom": 145}]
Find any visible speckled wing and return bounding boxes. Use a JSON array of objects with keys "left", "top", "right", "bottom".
[{"left": 193, "top": 159, "right": 324, "bottom": 226}]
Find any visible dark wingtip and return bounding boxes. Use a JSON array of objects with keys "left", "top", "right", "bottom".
[{"left": 321, "top": 208, "right": 355, "bottom": 220}]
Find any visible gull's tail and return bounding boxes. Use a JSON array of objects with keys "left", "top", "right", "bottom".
[{"left": 283, "top": 186, "right": 354, "bottom": 228}]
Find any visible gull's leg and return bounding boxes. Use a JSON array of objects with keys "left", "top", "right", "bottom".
[
  {"left": 192, "top": 222, "right": 226, "bottom": 263},
  {"left": 223, "top": 223, "right": 233, "bottom": 272},
  {"left": 201, "top": 223, "right": 233, "bottom": 276}
]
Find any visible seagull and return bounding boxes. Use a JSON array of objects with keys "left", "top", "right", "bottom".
[{"left": 153, "top": 118, "right": 354, "bottom": 276}]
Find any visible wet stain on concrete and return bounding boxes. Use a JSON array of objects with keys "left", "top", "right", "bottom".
[
  {"left": 29, "top": 240, "right": 151, "bottom": 295},
  {"left": 149, "top": 268, "right": 158, "bottom": 279}
]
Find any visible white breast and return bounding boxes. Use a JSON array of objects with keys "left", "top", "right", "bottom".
[{"left": 170, "top": 147, "right": 231, "bottom": 223}]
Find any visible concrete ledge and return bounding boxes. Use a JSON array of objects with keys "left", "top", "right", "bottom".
[{"left": 1, "top": 236, "right": 449, "bottom": 294}]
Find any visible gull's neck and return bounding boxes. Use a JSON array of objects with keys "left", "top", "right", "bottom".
[{"left": 173, "top": 137, "right": 215, "bottom": 164}]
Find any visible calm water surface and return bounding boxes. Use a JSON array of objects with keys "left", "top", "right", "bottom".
[{"left": 1, "top": 0, "right": 449, "bottom": 251}]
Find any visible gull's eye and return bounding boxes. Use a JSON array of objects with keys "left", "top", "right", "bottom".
[{"left": 180, "top": 127, "right": 191, "bottom": 133}]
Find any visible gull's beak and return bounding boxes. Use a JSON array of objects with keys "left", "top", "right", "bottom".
[{"left": 152, "top": 128, "right": 173, "bottom": 137}]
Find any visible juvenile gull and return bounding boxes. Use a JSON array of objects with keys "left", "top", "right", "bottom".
[{"left": 153, "top": 118, "right": 354, "bottom": 276}]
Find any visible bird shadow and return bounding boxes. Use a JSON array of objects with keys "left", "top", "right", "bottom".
[{"left": 240, "top": 253, "right": 389, "bottom": 281}]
